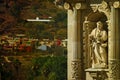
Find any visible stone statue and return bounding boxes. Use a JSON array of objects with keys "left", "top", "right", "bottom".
[{"left": 89, "top": 21, "right": 107, "bottom": 68}]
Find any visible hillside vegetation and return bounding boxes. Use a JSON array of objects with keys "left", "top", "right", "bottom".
[{"left": 0, "top": 0, "right": 67, "bottom": 39}]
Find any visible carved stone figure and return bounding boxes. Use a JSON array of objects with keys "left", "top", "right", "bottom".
[{"left": 89, "top": 21, "right": 107, "bottom": 68}]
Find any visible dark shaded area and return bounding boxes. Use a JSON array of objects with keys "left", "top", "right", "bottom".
[
  {"left": 89, "top": 0, "right": 102, "bottom": 4},
  {"left": 0, "top": 18, "right": 5, "bottom": 24},
  {"left": 87, "top": 11, "right": 107, "bottom": 22}
]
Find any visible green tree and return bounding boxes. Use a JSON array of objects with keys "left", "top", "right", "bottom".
[
  {"left": 29, "top": 56, "right": 67, "bottom": 80},
  {"left": 10, "top": 3, "right": 21, "bottom": 18}
]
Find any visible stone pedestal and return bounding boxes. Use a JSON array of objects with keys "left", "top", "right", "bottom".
[{"left": 85, "top": 68, "right": 109, "bottom": 80}]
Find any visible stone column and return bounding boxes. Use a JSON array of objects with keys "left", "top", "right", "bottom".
[
  {"left": 64, "top": 3, "right": 86, "bottom": 80},
  {"left": 109, "top": 1, "right": 120, "bottom": 80}
]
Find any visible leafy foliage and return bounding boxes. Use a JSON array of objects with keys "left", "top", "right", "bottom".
[
  {"left": 0, "top": 0, "right": 67, "bottom": 39},
  {"left": 9, "top": 3, "right": 21, "bottom": 18},
  {"left": 29, "top": 56, "right": 67, "bottom": 80}
]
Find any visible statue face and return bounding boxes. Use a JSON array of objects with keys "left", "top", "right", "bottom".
[
  {"left": 91, "top": 5, "right": 98, "bottom": 12},
  {"left": 97, "top": 22, "right": 103, "bottom": 30}
]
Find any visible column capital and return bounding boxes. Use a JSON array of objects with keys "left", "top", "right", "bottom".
[
  {"left": 75, "top": 3, "right": 87, "bottom": 9},
  {"left": 113, "top": 1, "right": 120, "bottom": 8},
  {"left": 64, "top": 2, "right": 71, "bottom": 10},
  {"left": 64, "top": 2, "right": 87, "bottom": 10}
]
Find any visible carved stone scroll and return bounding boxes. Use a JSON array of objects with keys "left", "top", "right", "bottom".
[{"left": 98, "top": 1, "right": 111, "bottom": 20}]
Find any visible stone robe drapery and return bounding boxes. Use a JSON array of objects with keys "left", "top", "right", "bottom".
[{"left": 89, "top": 28, "right": 107, "bottom": 68}]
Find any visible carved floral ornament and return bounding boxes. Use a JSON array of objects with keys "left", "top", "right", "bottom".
[
  {"left": 64, "top": 2, "right": 86, "bottom": 10},
  {"left": 64, "top": 2, "right": 70, "bottom": 9},
  {"left": 113, "top": 1, "right": 120, "bottom": 8},
  {"left": 75, "top": 3, "right": 82, "bottom": 9},
  {"left": 64, "top": 1, "right": 120, "bottom": 9},
  {"left": 98, "top": 1, "right": 110, "bottom": 20},
  {"left": 71, "top": 59, "right": 81, "bottom": 80},
  {"left": 109, "top": 59, "right": 120, "bottom": 79}
]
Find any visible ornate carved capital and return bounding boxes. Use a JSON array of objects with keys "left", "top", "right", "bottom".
[
  {"left": 64, "top": 2, "right": 71, "bottom": 10},
  {"left": 113, "top": 1, "right": 120, "bottom": 8},
  {"left": 109, "top": 59, "right": 120, "bottom": 80},
  {"left": 64, "top": 2, "right": 87, "bottom": 10},
  {"left": 75, "top": 3, "right": 87, "bottom": 9},
  {"left": 71, "top": 59, "right": 81, "bottom": 80},
  {"left": 75, "top": 3, "right": 82, "bottom": 9}
]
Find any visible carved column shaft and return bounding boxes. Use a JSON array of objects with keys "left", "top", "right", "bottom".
[
  {"left": 109, "top": 6, "right": 120, "bottom": 80},
  {"left": 67, "top": 5, "right": 83, "bottom": 80}
]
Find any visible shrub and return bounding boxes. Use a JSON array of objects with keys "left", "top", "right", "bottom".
[{"left": 29, "top": 56, "right": 67, "bottom": 80}]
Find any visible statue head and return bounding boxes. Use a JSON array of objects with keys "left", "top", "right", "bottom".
[
  {"left": 96, "top": 21, "right": 103, "bottom": 30},
  {"left": 90, "top": 4, "right": 99, "bottom": 12}
]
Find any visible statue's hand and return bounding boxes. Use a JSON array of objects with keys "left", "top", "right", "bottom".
[
  {"left": 101, "top": 43, "right": 107, "bottom": 47},
  {"left": 89, "top": 35, "right": 94, "bottom": 40}
]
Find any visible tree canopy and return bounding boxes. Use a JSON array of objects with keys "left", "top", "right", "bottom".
[{"left": 0, "top": 0, "right": 67, "bottom": 39}]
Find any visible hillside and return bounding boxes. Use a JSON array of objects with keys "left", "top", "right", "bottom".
[{"left": 0, "top": 0, "right": 67, "bottom": 39}]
